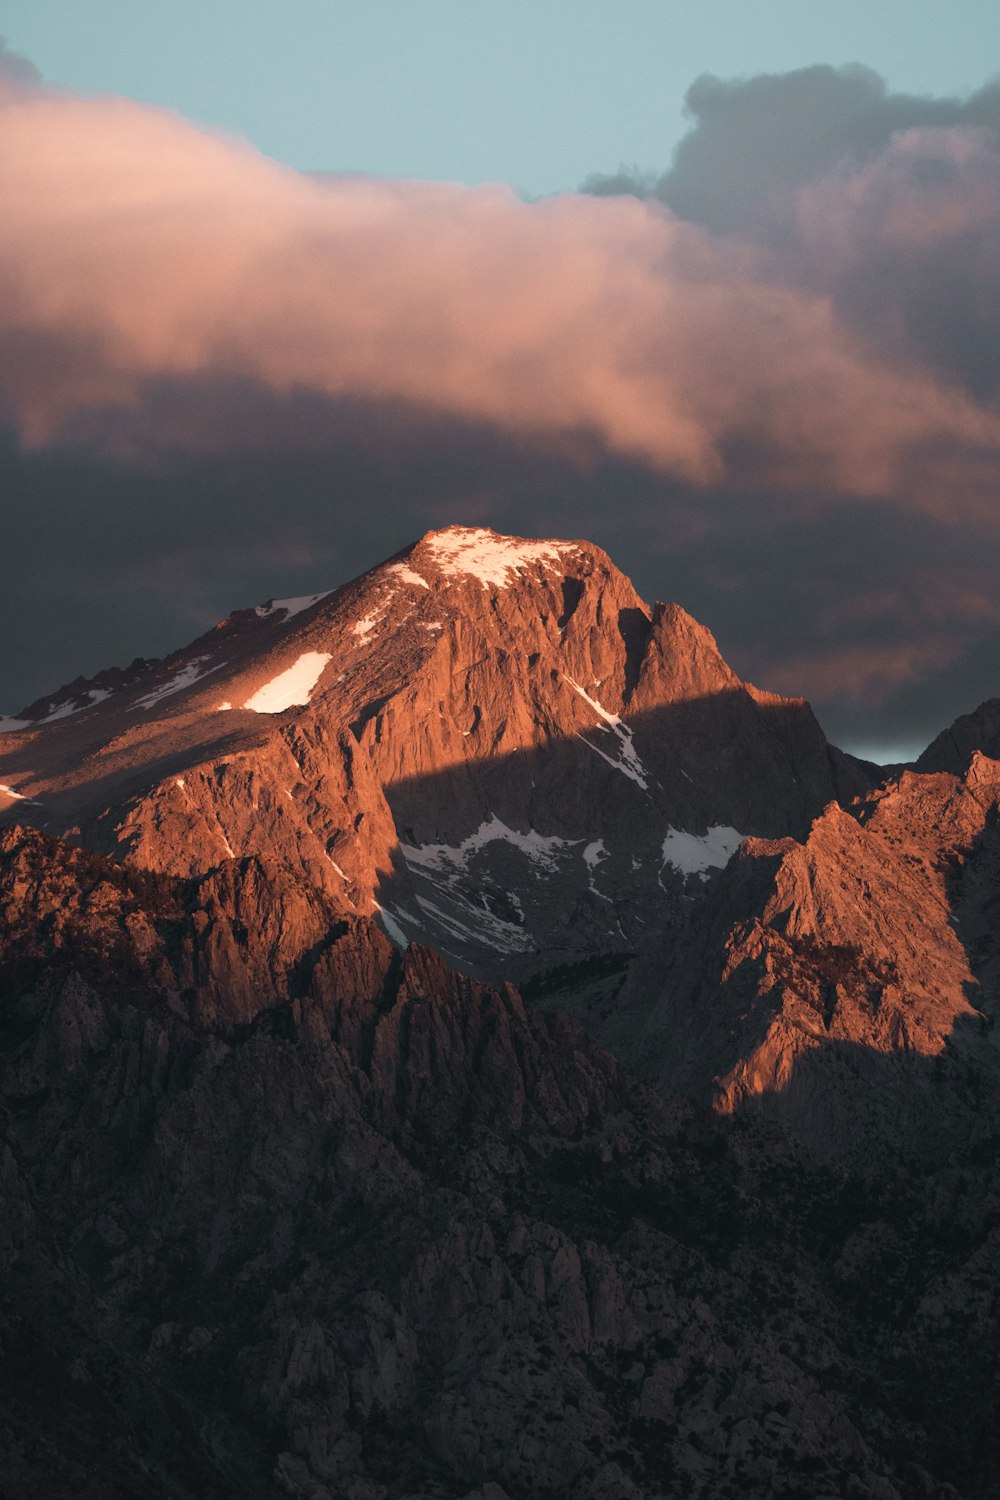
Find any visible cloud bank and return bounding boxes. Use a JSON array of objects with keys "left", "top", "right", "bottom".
[
  {"left": 3, "top": 61, "right": 1000, "bottom": 756},
  {"left": 2, "top": 69, "right": 999, "bottom": 501}
]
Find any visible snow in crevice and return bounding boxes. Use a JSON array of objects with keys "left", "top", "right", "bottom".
[
  {"left": 351, "top": 596, "right": 416, "bottom": 645},
  {"left": 422, "top": 527, "right": 577, "bottom": 590},
  {"left": 374, "top": 902, "right": 409, "bottom": 948},
  {"left": 398, "top": 814, "right": 574, "bottom": 954},
  {"left": 413, "top": 892, "right": 532, "bottom": 955},
  {"left": 347, "top": 562, "right": 430, "bottom": 646},
  {"left": 563, "top": 675, "right": 649, "bottom": 790},
  {"left": 242, "top": 652, "right": 332, "bottom": 714},
  {"left": 255, "top": 591, "right": 332, "bottom": 622},
  {"left": 134, "top": 657, "right": 220, "bottom": 711},
  {"left": 661, "top": 825, "right": 745, "bottom": 877}
]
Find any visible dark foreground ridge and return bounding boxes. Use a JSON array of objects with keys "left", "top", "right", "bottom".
[{"left": 1, "top": 826, "right": 999, "bottom": 1499}]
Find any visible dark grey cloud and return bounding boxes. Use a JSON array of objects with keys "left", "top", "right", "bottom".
[{"left": 587, "top": 66, "right": 1000, "bottom": 401}]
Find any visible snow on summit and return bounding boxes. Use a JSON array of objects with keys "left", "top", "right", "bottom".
[{"left": 421, "top": 527, "right": 577, "bottom": 589}]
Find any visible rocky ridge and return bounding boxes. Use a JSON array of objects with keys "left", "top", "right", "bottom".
[{"left": 0, "top": 526, "right": 871, "bottom": 981}]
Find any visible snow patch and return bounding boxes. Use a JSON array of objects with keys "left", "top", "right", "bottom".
[
  {"left": 0, "top": 717, "right": 28, "bottom": 734},
  {"left": 255, "top": 591, "right": 331, "bottom": 621},
  {"left": 661, "top": 825, "right": 745, "bottom": 877},
  {"left": 582, "top": 839, "right": 606, "bottom": 870},
  {"left": 0, "top": 782, "right": 35, "bottom": 803},
  {"left": 400, "top": 814, "right": 577, "bottom": 876},
  {"left": 352, "top": 613, "right": 380, "bottom": 643},
  {"left": 385, "top": 562, "right": 429, "bottom": 590},
  {"left": 42, "top": 687, "right": 113, "bottom": 722},
  {"left": 582, "top": 839, "right": 614, "bottom": 903},
  {"left": 423, "top": 527, "right": 576, "bottom": 589},
  {"left": 135, "top": 657, "right": 219, "bottom": 711},
  {"left": 243, "top": 652, "right": 331, "bottom": 714}
]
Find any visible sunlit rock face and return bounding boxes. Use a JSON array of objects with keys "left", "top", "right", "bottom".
[{"left": 0, "top": 525, "right": 871, "bottom": 981}]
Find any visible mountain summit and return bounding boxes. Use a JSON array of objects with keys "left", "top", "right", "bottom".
[{"left": 0, "top": 526, "right": 870, "bottom": 975}]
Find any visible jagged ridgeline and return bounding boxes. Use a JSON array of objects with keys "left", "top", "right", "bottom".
[{"left": 2, "top": 527, "right": 999, "bottom": 1498}]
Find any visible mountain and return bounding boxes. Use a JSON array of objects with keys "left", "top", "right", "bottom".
[
  {"left": 4, "top": 526, "right": 1000, "bottom": 1497},
  {"left": 585, "top": 752, "right": 1000, "bottom": 1158},
  {"left": 1, "top": 823, "right": 998, "bottom": 1499},
  {"left": 916, "top": 698, "right": 1000, "bottom": 774},
  {"left": 0, "top": 525, "right": 871, "bottom": 987}
]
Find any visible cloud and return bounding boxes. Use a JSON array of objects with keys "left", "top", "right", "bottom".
[
  {"left": 660, "top": 65, "right": 1000, "bottom": 232},
  {"left": 2, "top": 80, "right": 999, "bottom": 508},
  {"left": 4, "top": 67, "right": 1000, "bottom": 756},
  {"left": 593, "top": 66, "right": 1000, "bottom": 407},
  {"left": 0, "top": 38, "right": 41, "bottom": 90}
]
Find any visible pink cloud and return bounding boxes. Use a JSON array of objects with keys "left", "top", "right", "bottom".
[{"left": 3, "top": 85, "right": 1000, "bottom": 502}]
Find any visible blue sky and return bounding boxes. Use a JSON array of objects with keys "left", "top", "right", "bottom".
[{"left": 3, "top": 0, "right": 998, "bottom": 194}]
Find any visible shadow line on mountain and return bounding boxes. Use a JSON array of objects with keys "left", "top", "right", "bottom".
[
  {"left": 724, "top": 1009, "right": 1000, "bottom": 1166},
  {"left": 362, "top": 687, "right": 876, "bottom": 988},
  {"left": 377, "top": 686, "right": 875, "bottom": 846}
]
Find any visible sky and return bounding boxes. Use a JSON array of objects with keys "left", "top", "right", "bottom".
[{"left": 2, "top": 4, "right": 1000, "bottom": 760}]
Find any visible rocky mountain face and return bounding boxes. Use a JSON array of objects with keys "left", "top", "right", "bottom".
[
  {"left": 574, "top": 753, "right": 1000, "bottom": 1161},
  {"left": 2, "top": 825, "right": 999, "bottom": 1500},
  {"left": 0, "top": 527, "right": 871, "bottom": 982},
  {"left": 3, "top": 526, "right": 1000, "bottom": 1497}
]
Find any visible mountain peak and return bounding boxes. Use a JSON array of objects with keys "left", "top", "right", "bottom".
[
  {"left": 407, "top": 525, "right": 585, "bottom": 591},
  {"left": 0, "top": 524, "right": 875, "bottom": 973}
]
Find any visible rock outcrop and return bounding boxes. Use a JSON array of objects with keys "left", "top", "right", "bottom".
[{"left": 536, "top": 753, "right": 999, "bottom": 1161}]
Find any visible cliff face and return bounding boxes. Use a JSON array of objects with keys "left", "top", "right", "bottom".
[
  {"left": 2, "top": 826, "right": 998, "bottom": 1500},
  {"left": 0, "top": 527, "right": 872, "bottom": 977}
]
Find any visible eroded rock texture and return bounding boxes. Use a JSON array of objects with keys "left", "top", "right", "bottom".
[
  {"left": 3, "top": 529, "right": 1000, "bottom": 1497},
  {"left": 1, "top": 827, "right": 999, "bottom": 1499},
  {"left": 0, "top": 527, "right": 873, "bottom": 978}
]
